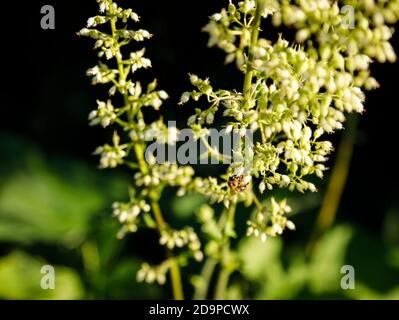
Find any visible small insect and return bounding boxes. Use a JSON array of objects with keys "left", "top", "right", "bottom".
[{"left": 228, "top": 174, "right": 250, "bottom": 193}]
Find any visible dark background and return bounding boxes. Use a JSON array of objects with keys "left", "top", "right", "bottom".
[{"left": 0, "top": 0, "right": 398, "bottom": 299}]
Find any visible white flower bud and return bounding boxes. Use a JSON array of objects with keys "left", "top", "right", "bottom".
[
  {"left": 211, "top": 13, "right": 222, "bottom": 21},
  {"left": 286, "top": 220, "right": 296, "bottom": 230},
  {"left": 261, "top": 233, "right": 267, "bottom": 242},
  {"left": 179, "top": 92, "right": 190, "bottom": 105},
  {"left": 296, "top": 29, "right": 310, "bottom": 43},
  {"left": 259, "top": 181, "right": 266, "bottom": 193}
]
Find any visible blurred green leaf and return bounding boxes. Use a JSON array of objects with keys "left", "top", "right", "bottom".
[
  {"left": 344, "top": 226, "right": 399, "bottom": 299},
  {"left": 238, "top": 224, "right": 399, "bottom": 299},
  {"left": 238, "top": 236, "right": 282, "bottom": 282},
  {"left": 0, "top": 251, "right": 83, "bottom": 299},
  {"left": 238, "top": 237, "right": 308, "bottom": 299},
  {"left": 308, "top": 225, "right": 353, "bottom": 294},
  {"left": 171, "top": 193, "right": 207, "bottom": 219},
  {"left": 0, "top": 139, "right": 127, "bottom": 247}
]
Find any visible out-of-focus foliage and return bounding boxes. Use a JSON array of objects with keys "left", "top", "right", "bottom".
[
  {"left": 0, "top": 251, "right": 83, "bottom": 299},
  {"left": 237, "top": 225, "right": 399, "bottom": 299},
  {"left": 0, "top": 154, "right": 110, "bottom": 246},
  {"left": 0, "top": 135, "right": 162, "bottom": 299}
]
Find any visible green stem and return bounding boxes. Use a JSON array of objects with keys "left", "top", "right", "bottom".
[
  {"left": 214, "top": 202, "right": 237, "bottom": 300},
  {"left": 193, "top": 210, "right": 228, "bottom": 300},
  {"left": 81, "top": 240, "right": 100, "bottom": 274},
  {"left": 135, "top": 138, "right": 184, "bottom": 300},
  {"left": 193, "top": 258, "right": 218, "bottom": 300},
  {"left": 169, "top": 256, "right": 184, "bottom": 300},
  {"left": 252, "top": 190, "right": 264, "bottom": 211},
  {"left": 242, "top": 0, "right": 262, "bottom": 106},
  {"left": 214, "top": 267, "right": 231, "bottom": 300},
  {"left": 307, "top": 115, "right": 358, "bottom": 255},
  {"left": 109, "top": 10, "right": 184, "bottom": 300},
  {"left": 213, "top": 1, "right": 263, "bottom": 300}
]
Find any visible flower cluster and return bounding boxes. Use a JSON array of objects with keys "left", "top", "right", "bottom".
[
  {"left": 93, "top": 131, "right": 127, "bottom": 168},
  {"left": 272, "top": 0, "right": 399, "bottom": 92},
  {"left": 247, "top": 197, "right": 295, "bottom": 242},
  {"left": 137, "top": 261, "right": 169, "bottom": 285},
  {"left": 113, "top": 199, "right": 151, "bottom": 236},
  {"left": 89, "top": 99, "right": 116, "bottom": 127},
  {"left": 134, "top": 163, "right": 194, "bottom": 189},
  {"left": 160, "top": 227, "right": 203, "bottom": 262},
  {"left": 182, "top": 0, "right": 399, "bottom": 224},
  {"left": 79, "top": 0, "right": 201, "bottom": 295}
]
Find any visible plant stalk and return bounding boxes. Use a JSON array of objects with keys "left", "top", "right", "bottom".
[
  {"left": 214, "top": 202, "right": 236, "bottom": 299},
  {"left": 193, "top": 258, "right": 218, "bottom": 299},
  {"left": 193, "top": 211, "right": 228, "bottom": 299},
  {"left": 243, "top": 0, "right": 263, "bottom": 105},
  {"left": 213, "top": 0, "right": 263, "bottom": 299},
  {"left": 110, "top": 11, "right": 184, "bottom": 300},
  {"left": 307, "top": 115, "right": 358, "bottom": 255}
]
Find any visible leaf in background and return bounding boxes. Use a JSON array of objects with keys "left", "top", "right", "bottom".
[
  {"left": 0, "top": 251, "right": 83, "bottom": 299},
  {"left": 171, "top": 193, "right": 207, "bottom": 220},
  {"left": 0, "top": 140, "right": 127, "bottom": 247},
  {"left": 343, "top": 226, "right": 399, "bottom": 299},
  {"left": 238, "top": 236, "right": 308, "bottom": 299},
  {"left": 308, "top": 225, "right": 353, "bottom": 294},
  {"left": 238, "top": 236, "right": 282, "bottom": 281}
]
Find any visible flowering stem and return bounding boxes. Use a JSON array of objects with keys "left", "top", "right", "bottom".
[
  {"left": 110, "top": 12, "right": 184, "bottom": 300},
  {"left": 214, "top": 1, "right": 263, "bottom": 300},
  {"left": 134, "top": 135, "right": 184, "bottom": 300},
  {"left": 242, "top": 0, "right": 262, "bottom": 106},
  {"left": 200, "top": 136, "right": 231, "bottom": 162}
]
